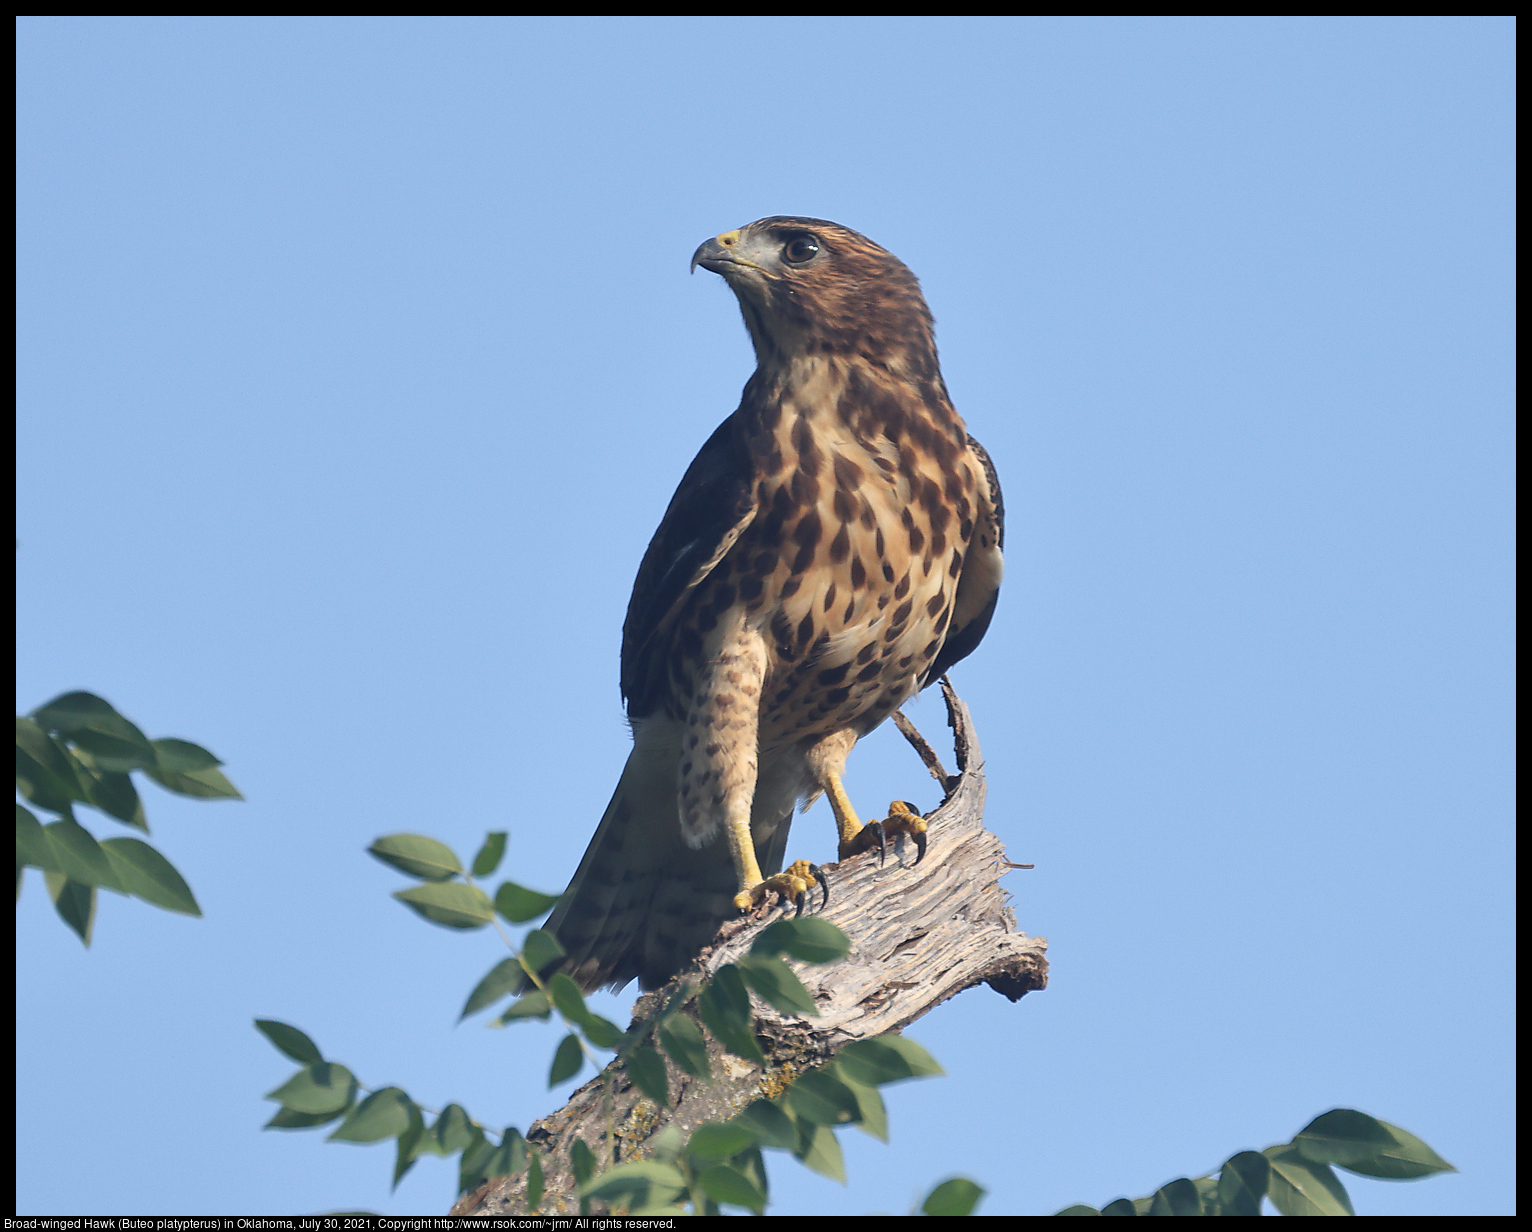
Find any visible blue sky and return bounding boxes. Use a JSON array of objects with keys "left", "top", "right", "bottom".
[{"left": 16, "top": 16, "right": 1513, "bottom": 1217}]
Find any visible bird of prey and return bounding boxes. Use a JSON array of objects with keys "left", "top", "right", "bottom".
[{"left": 545, "top": 217, "right": 1004, "bottom": 992}]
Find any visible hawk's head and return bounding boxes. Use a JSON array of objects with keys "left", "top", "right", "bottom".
[{"left": 692, "top": 217, "right": 936, "bottom": 373}]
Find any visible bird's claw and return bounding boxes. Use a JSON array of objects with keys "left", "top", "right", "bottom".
[
  {"left": 792, "top": 865, "right": 830, "bottom": 915},
  {"left": 735, "top": 858, "right": 829, "bottom": 915},
  {"left": 866, "top": 820, "right": 888, "bottom": 866},
  {"left": 839, "top": 800, "right": 929, "bottom": 867}
]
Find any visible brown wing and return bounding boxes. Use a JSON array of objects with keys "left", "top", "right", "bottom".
[
  {"left": 620, "top": 413, "right": 758, "bottom": 717},
  {"left": 923, "top": 432, "right": 1004, "bottom": 686}
]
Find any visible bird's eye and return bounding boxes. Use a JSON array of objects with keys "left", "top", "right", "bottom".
[{"left": 782, "top": 234, "right": 820, "bottom": 265}]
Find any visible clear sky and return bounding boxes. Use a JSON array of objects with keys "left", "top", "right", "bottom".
[{"left": 16, "top": 16, "right": 1513, "bottom": 1217}]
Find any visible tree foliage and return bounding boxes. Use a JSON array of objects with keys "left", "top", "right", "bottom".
[
  {"left": 1056, "top": 1108, "right": 1456, "bottom": 1216},
  {"left": 259, "top": 829, "right": 975, "bottom": 1214},
  {"left": 259, "top": 828, "right": 1454, "bottom": 1216},
  {"left": 16, "top": 690, "right": 241, "bottom": 944}
]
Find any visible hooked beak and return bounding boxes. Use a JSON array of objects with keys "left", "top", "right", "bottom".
[{"left": 690, "top": 228, "right": 753, "bottom": 275}]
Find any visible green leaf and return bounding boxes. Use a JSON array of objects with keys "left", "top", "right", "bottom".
[
  {"left": 1146, "top": 1178, "right": 1201, "bottom": 1216},
  {"left": 254, "top": 1019, "right": 324, "bottom": 1065},
  {"left": 687, "top": 1121, "right": 758, "bottom": 1161},
  {"left": 44, "top": 871, "right": 95, "bottom": 946},
  {"left": 368, "top": 834, "right": 463, "bottom": 881},
  {"left": 1264, "top": 1145, "right": 1355, "bottom": 1216},
  {"left": 88, "top": 772, "right": 147, "bottom": 830},
  {"left": 16, "top": 804, "right": 60, "bottom": 872},
  {"left": 1294, "top": 1108, "right": 1457, "bottom": 1180},
  {"left": 433, "top": 1103, "right": 476, "bottom": 1154},
  {"left": 650, "top": 1124, "right": 687, "bottom": 1164},
  {"left": 16, "top": 717, "right": 89, "bottom": 814},
  {"left": 582, "top": 1014, "right": 623, "bottom": 1050},
  {"left": 458, "top": 1132, "right": 495, "bottom": 1196},
  {"left": 142, "top": 736, "right": 242, "bottom": 801},
  {"left": 696, "top": 1163, "right": 767, "bottom": 1214},
  {"left": 733, "top": 1098, "right": 799, "bottom": 1152},
  {"left": 68, "top": 750, "right": 147, "bottom": 829},
  {"left": 461, "top": 958, "right": 524, "bottom": 1021},
  {"left": 570, "top": 1136, "right": 597, "bottom": 1191},
  {"left": 736, "top": 953, "right": 820, "bottom": 1016},
  {"left": 548, "top": 971, "right": 592, "bottom": 1026},
  {"left": 549, "top": 1032, "right": 584, "bottom": 1087},
  {"left": 733, "top": 1146, "right": 770, "bottom": 1208},
  {"left": 265, "top": 1062, "right": 358, "bottom": 1116},
  {"left": 627, "top": 1044, "right": 670, "bottom": 1107},
  {"left": 794, "top": 1120, "right": 846, "bottom": 1183},
  {"left": 410, "top": 1130, "right": 452, "bottom": 1159},
  {"left": 42, "top": 818, "right": 126, "bottom": 892},
  {"left": 330, "top": 1087, "right": 413, "bottom": 1142},
  {"left": 29, "top": 691, "right": 128, "bottom": 735},
  {"left": 150, "top": 738, "right": 224, "bottom": 773},
  {"left": 922, "top": 1177, "right": 986, "bottom": 1216},
  {"left": 99, "top": 837, "right": 200, "bottom": 915},
  {"left": 783, "top": 1068, "right": 862, "bottom": 1127},
  {"left": 472, "top": 832, "right": 507, "bottom": 877},
  {"left": 657, "top": 1010, "right": 710, "bottom": 1079},
  {"left": 751, "top": 916, "right": 850, "bottom": 964},
  {"left": 519, "top": 928, "right": 567, "bottom": 978},
  {"left": 527, "top": 1148, "right": 545, "bottom": 1213},
  {"left": 1054, "top": 1204, "right": 1102, "bottom": 1215},
  {"left": 265, "top": 1105, "right": 348, "bottom": 1130},
  {"left": 520, "top": 1146, "right": 545, "bottom": 1213},
  {"left": 495, "top": 880, "right": 560, "bottom": 923},
  {"left": 836, "top": 1070, "right": 888, "bottom": 1141},
  {"left": 393, "top": 1101, "right": 427, "bottom": 1189},
  {"left": 492, "top": 990, "right": 552, "bottom": 1026},
  {"left": 543, "top": 974, "right": 619, "bottom": 1049},
  {"left": 698, "top": 965, "right": 765, "bottom": 1065},
  {"left": 579, "top": 1160, "right": 687, "bottom": 1209},
  {"left": 394, "top": 881, "right": 495, "bottom": 930},
  {"left": 144, "top": 759, "right": 242, "bottom": 800},
  {"left": 32, "top": 692, "right": 156, "bottom": 771},
  {"left": 1099, "top": 1198, "right": 1137, "bottom": 1215},
  {"left": 479, "top": 1128, "right": 528, "bottom": 1186},
  {"left": 1217, "top": 1150, "right": 1270, "bottom": 1215},
  {"left": 836, "top": 1034, "right": 944, "bottom": 1086}
]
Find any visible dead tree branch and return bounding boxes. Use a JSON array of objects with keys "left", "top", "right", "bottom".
[{"left": 452, "top": 679, "right": 1047, "bottom": 1216}]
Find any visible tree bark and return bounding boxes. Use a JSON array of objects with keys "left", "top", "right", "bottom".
[{"left": 451, "top": 679, "right": 1047, "bottom": 1216}]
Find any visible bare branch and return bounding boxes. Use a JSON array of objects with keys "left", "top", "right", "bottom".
[{"left": 452, "top": 681, "right": 1047, "bottom": 1216}]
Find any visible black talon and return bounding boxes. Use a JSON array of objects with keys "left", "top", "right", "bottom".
[
  {"left": 869, "top": 820, "right": 887, "bottom": 867},
  {"left": 794, "top": 888, "right": 808, "bottom": 917},
  {"left": 812, "top": 864, "right": 830, "bottom": 910},
  {"left": 913, "top": 828, "right": 928, "bottom": 866}
]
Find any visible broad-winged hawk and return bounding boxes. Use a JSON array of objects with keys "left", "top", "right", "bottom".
[{"left": 545, "top": 217, "right": 1004, "bottom": 991}]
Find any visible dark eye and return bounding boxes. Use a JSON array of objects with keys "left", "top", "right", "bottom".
[{"left": 782, "top": 234, "right": 820, "bottom": 265}]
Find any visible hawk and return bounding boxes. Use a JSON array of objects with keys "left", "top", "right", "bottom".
[{"left": 545, "top": 217, "right": 1004, "bottom": 991}]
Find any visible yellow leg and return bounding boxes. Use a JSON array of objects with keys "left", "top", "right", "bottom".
[
  {"left": 824, "top": 772, "right": 867, "bottom": 850},
  {"left": 836, "top": 792, "right": 930, "bottom": 866},
  {"left": 725, "top": 810, "right": 765, "bottom": 896},
  {"left": 728, "top": 811, "right": 828, "bottom": 914}
]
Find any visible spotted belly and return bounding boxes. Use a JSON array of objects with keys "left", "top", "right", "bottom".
[{"left": 693, "top": 493, "right": 965, "bottom": 753}]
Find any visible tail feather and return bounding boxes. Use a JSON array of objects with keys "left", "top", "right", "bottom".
[{"left": 546, "top": 720, "right": 798, "bottom": 992}]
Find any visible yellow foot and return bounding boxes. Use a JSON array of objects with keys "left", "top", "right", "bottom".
[
  {"left": 838, "top": 800, "right": 929, "bottom": 867},
  {"left": 733, "top": 858, "right": 830, "bottom": 916}
]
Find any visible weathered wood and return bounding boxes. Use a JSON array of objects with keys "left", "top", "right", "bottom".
[{"left": 451, "top": 680, "right": 1046, "bottom": 1216}]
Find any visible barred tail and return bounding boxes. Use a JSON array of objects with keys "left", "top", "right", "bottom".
[{"left": 544, "top": 718, "right": 798, "bottom": 992}]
